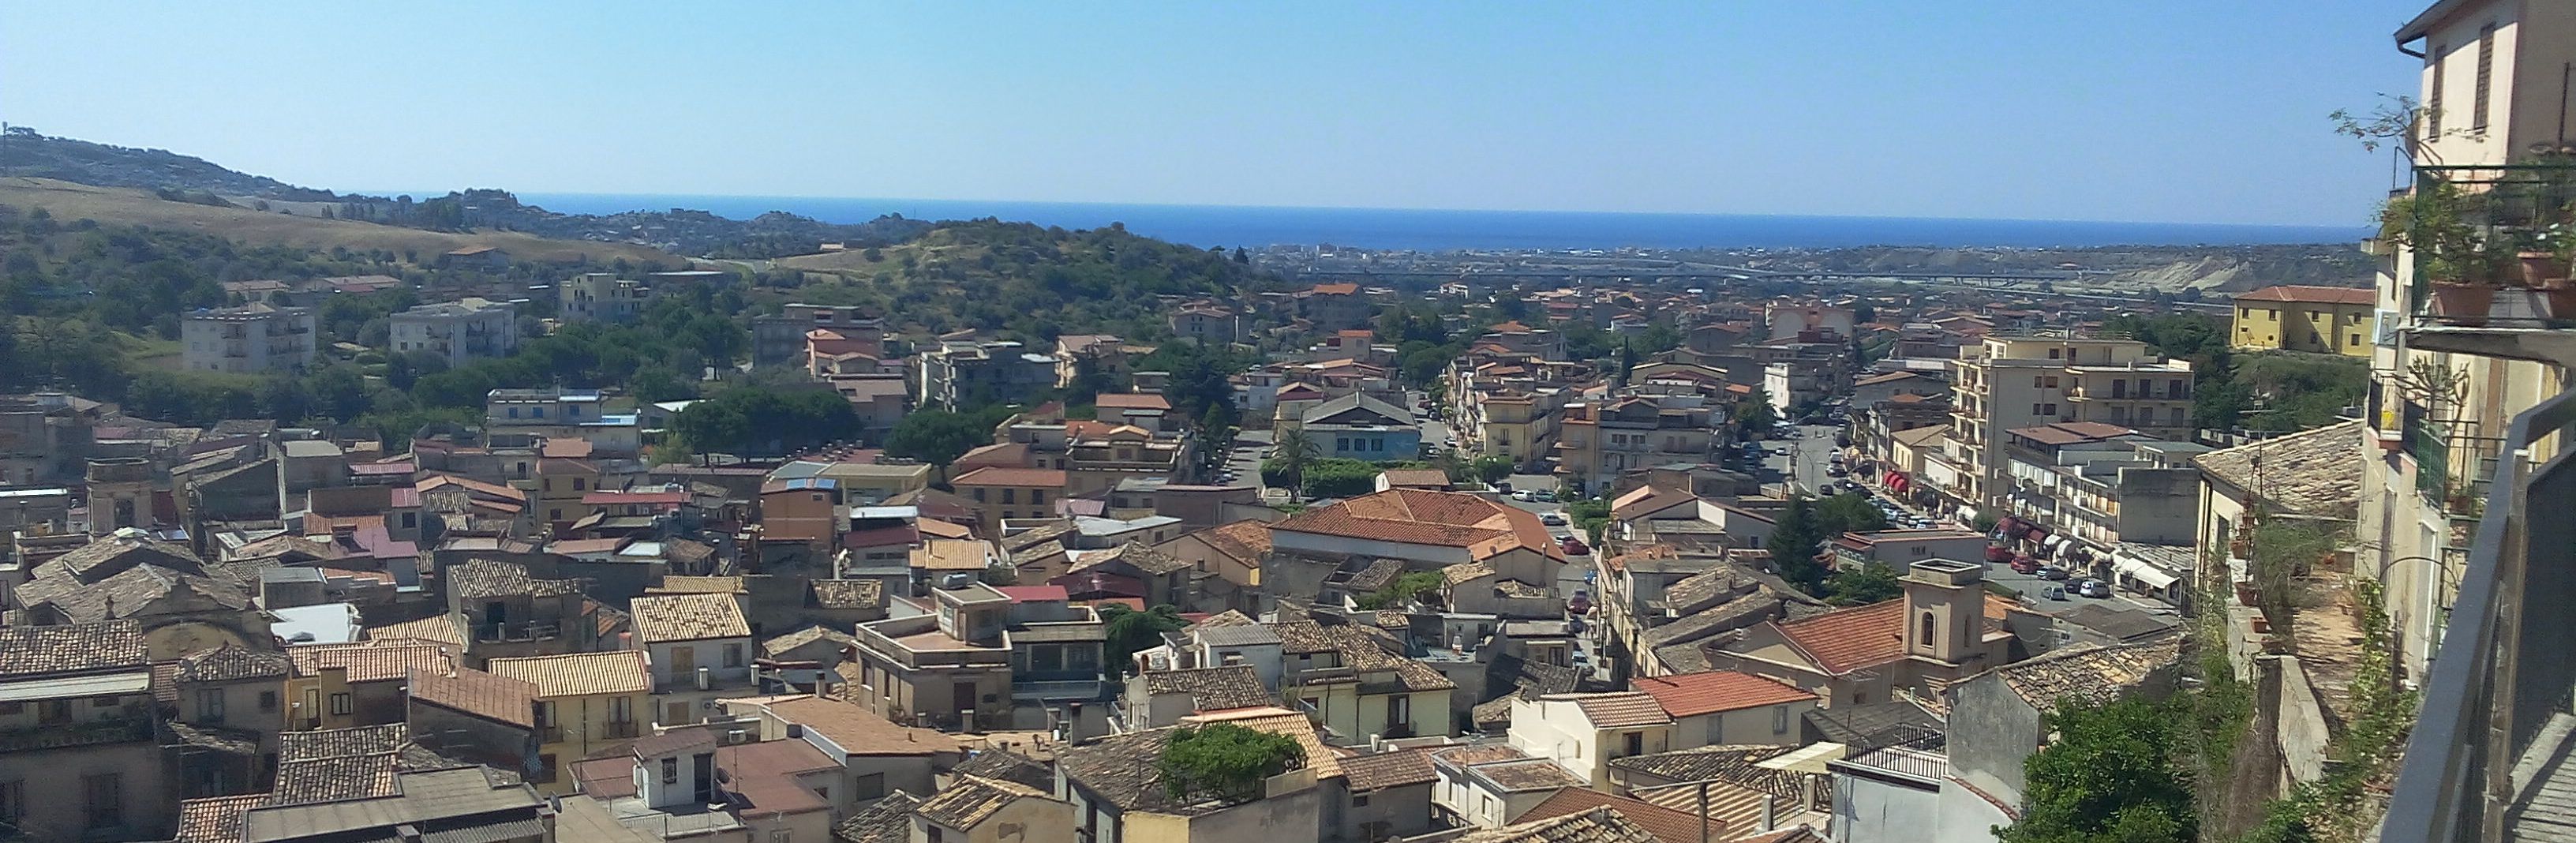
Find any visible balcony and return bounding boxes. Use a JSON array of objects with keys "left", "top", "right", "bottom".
[
  {"left": 2396, "top": 163, "right": 2576, "bottom": 343},
  {"left": 475, "top": 620, "right": 562, "bottom": 643},
  {"left": 0, "top": 713, "right": 152, "bottom": 752},
  {"left": 601, "top": 720, "right": 641, "bottom": 740},
  {"left": 2383, "top": 388, "right": 2576, "bottom": 841}
]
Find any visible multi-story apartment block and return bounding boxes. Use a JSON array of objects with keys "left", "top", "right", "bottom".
[
  {"left": 1297, "top": 282, "right": 1372, "bottom": 330},
  {"left": 844, "top": 579, "right": 1107, "bottom": 732},
  {"left": 485, "top": 650, "right": 652, "bottom": 795},
  {"left": 1995, "top": 422, "right": 2207, "bottom": 580},
  {"left": 1940, "top": 336, "right": 2190, "bottom": 514},
  {"left": 1554, "top": 396, "right": 1719, "bottom": 496},
  {"left": 1168, "top": 301, "right": 1241, "bottom": 346},
  {"left": 390, "top": 298, "right": 518, "bottom": 368},
  {"left": 915, "top": 340, "right": 1058, "bottom": 410},
  {"left": 2230, "top": 285, "right": 2377, "bottom": 356},
  {"left": 0, "top": 622, "right": 171, "bottom": 842},
  {"left": 485, "top": 388, "right": 605, "bottom": 427},
  {"left": 556, "top": 272, "right": 655, "bottom": 323},
  {"left": 754, "top": 303, "right": 885, "bottom": 367},
  {"left": 180, "top": 304, "right": 316, "bottom": 373}
]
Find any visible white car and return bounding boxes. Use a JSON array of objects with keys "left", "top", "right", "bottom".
[
  {"left": 1540, "top": 512, "right": 1567, "bottom": 526},
  {"left": 1511, "top": 490, "right": 1538, "bottom": 502}
]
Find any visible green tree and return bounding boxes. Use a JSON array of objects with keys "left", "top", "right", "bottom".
[
  {"left": 1100, "top": 603, "right": 1187, "bottom": 674},
  {"left": 1734, "top": 387, "right": 1778, "bottom": 439},
  {"left": 1998, "top": 695, "right": 2196, "bottom": 843},
  {"left": 1159, "top": 724, "right": 1302, "bottom": 804},
  {"left": 1357, "top": 571, "right": 1445, "bottom": 609},
  {"left": 1273, "top": 427, "right": 1320, "bottom": 500},
  {"left": 1814, "top": 492, "right": 1889, "bottom": 534},
  {"left": 1768, "top": 495, "right": 1829, "bottom": 594},
  {"left": 1823, "top": 562, "right": 1902, "bottom": 606},
  {"left": 1470, "top": 455, "right": 1515, "bottom": 485},
  {"left": 886, "top": 407, "right": 1012, "bottom": 474}
]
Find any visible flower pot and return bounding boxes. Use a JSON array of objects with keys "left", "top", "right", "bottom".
[
  {"left": 2521, "top": 252, "right": 2557, "bottom": 287},
  {"left": 2545, "top": 287, "right": 2576, "bottom": 321},
  {"left": 2432, "top": 282, "right": 2497, "bottom": 326}
]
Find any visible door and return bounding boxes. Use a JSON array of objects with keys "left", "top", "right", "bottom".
[
  {"left": 691, "top": 752, "right": 715, "bottom": 804},
  {"left": 669, "top": 646, "right": 695, "bottom": 676},
  {"left": 953, "top": 681, "right": 978, "bottom": 717}
]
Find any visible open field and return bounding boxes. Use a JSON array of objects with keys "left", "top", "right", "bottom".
[{"left": 0, "top": 178, "right": 683, "bottom": 267}]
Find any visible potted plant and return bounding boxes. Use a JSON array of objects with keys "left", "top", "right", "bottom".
[
  {"left": 2540, "top": 215, "right": 2576, "bottom": 320},
  {"left": 2396, "top": 182, "right": 2503, "bottom": 325}
]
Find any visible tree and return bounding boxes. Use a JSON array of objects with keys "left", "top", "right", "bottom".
[
  {"left": 1099, "top": 603, "right": 1187, "bottom": 674},
  {"left": 1159, "top": 724, "right": 1302, "bottom": 804},
  {"left": 1823, "top": 562, "right": 1902, "bottom": 606},
  {"left": 1357, "top": 571, "right": 1444, "bottom": 609},
  {"left": 1470, "top": 455, "right": 1515, "bottom": 485},
  {"left": 1273, "top": 427, "right": 1321, "bottom": 500},
  {"left": 1567, "top": 497, "right": 1613, "bottom": 545},
  {"left": 1998, "top": 696, "right": 2196, "bottom": 843},
  {"left": 1814, "top": 492, "right": 1889, "bottom": 534},
  {"left": 1734, "top": 387, "right": 1778, "bottom": 439},
  {"left": 1768, "top": 495, "right": 1829, "bottom": 594},
  {"left": 886, "top": 407, "right": 1010, "bottom": 474}
]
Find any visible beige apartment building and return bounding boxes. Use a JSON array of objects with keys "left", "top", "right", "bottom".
[
  {"left": 2356, "top": 0, "right": 2576, "bottom": 680},
  {"left": 1944, "top": 336, "right": 2190, "bottom": 515},
  {"left": 181, "top": 303, "right": 316, "bottom": 373}
]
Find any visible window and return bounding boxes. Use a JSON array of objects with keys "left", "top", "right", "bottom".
[
  {"left": 1921, "top": 613, "right": 1937, "bottom": 650},
  {"left": 400, "top": 511, "right": 416, "bottom": 529},
  {"left": 661, "top": 757, "right": 680, "bottom": 784},
  {"left": 83, "top": 774, "right": 120, "bottom": 829},
  {"left": 329, "top": 692, "right": 352, "bottom": 715},
  {"left": 38, "top": 699, "right": 69, "bottom": 724},
  {"left": 2474, "top": 24, "right": 2496, "bottom": 131},
  {"left": 573, "top": 478, "right": 587, "bottom": 491},
  {"left": 928, "top": 827, "right": 945, "bottom": 843},
  {"left": 1354, "top": 793, "right": 1372, "bottom": 807},
  {"left": 610, "top": 695, "right": 634, "bottom": 725},
  {"left": 1623, "top": 732, "right": 1644, "bottom": 757},
  {"left": 1032, "top": 646, "right": 1065, "bottom": 673},
  {"left": 972, "top": 489, "right": 987, "bottom": 503},
  {"left": 0, "top": 781, "right": 20, "bottom": 826},
  {"left": 507, "top": 407, "right": 520, "bottom": 418},
  {"left": 724, "top": 644, "right": 743, "bottom": 668},
  {"left": 1001, "top": 489, "right": 1017, "bottom": 504},
  {"left": 90, "top": 695, "right": 119, "bottom": 708},
  {"left": 772, "top": 831, "right": 793, "bottom": 843},
  {"left": 2429, "top": 45, "right": 2447, "bottom": 135},
  {"left": 537, "top": 754, "right": 560, "bottom": 783},
  {"left": 1032, "top": 489, "right": 1046, "bottom": 505},
  {"left": 1706, "top": 714, "right": 1725, "bottom": 744},
  {"left": 2032, "top": 376, "right": 2045, "bottom": 388},
  {"left": 194, "top": 689, "right": 225, "bottom": 721},
  {"left": 852, "top": 771, "right": 887, "bottom": 800},
  {"left": 2042, "top": 403, "right": 2057, "bottom": 416},
  {"left": 1773, "top": 705, "right": 1792, "bottom": 734},
  {"left": 2239, "top": 308, "right": 2251, "bottom": 318}
]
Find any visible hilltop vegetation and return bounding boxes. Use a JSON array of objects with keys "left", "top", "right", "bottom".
[
  {"left": 0, "top": 178, "right": 680, "bottom": 267},
  {"left": 769, "top": 219, "right": 1275, "bottom": 343},
  {"left": 0, "top": 126, "right": 346, "bottom": 200}
]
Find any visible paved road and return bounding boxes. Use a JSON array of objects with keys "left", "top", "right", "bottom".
[{"left": 1761, "top": 424, "right": 1844, "bottom": 497}]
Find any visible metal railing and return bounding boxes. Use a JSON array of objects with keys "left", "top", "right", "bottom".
[
  {"left": 2401, "top": 163, "right": 2576, "bottom": 330},
  {"left": 2383, "top": 388, "right": 2576, "bottom": 841}
]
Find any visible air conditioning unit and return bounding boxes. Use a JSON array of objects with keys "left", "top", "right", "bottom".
[
  {"left": 724, "top": 729, "right": 749, "bottom": 744},
  {"left": 695, "top": 666, "right": 712, "bottom": 691}
]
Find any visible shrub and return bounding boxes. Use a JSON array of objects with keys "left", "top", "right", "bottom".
[{"left": 1159, "top": 724, "right": 1302, "bottom": 804}]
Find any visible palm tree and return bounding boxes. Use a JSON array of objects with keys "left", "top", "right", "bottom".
[
  {"left": 1101, "top": 603, "right": 1187, "bottom": 674},
  {"left": 1273, "top": 426, "right": 1321, "bottom": 500}
]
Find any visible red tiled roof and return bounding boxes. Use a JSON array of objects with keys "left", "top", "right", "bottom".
[
  {"left": 1770, "top": 599, "right": 1906, "bottom": 676},
  {"left": 1632, "top": 671, "right": 1818, "bottom": 717},
  {"left": 2233, "top": 285, "right": 2374, "bottom": 305},
  {"left": 1308, "top": 283, "right": 1359, "bottom": 295},
  {"left": 582, "top": 490, "right": 687, "bottom": 505},
  {"left": 952, "top": 466, "right": 1069, "bottom": 488},
  {"left": 1271, "top": 489, "right": 1561, "bottom": 561},
  {"left": 1094, "top": 393, "right": 1171, "bottom": 410},
  {"left": 994, "top": 585, "right": 1069, "bottom": 603},
  {"left": 1515, "top": 787, "right": 1712, "bottom": 843},
  {"left": 1572, "top": 691, "right": 1675, "bottom": 728},
  {"left": 406, "top": 667, "right": 535, "bottom": 727}
]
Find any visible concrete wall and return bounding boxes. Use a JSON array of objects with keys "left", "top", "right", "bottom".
[
  {"left": 0, "top": 740, "right": 171, "bottom": 841},
  {"left": 1343, "top": 781, "right": 1435, "bottom": 841},
  {"left": 1672, "top": 701, "right": 1814, "bottom": 749},
  {"left": 1941, "top": 674, "right": 2042, "bottom": 807},
  {"left": 1832, "top": 768, "right": 1940, "bottom": 843}
]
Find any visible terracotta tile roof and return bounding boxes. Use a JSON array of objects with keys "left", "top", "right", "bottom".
[
  {"left": 810, "top": 579, "right": 886, "bottom": 609},
  {"left": 1443, "top": 560, "right": 1497, "bottom": 587},
  {"left": 175, "top": 643, "right": 292, "bottom": 684},
  {"left": 365, "top": 615, "right": 465, "bottom": 648},
  {"left": 1453, "top": 807, "right": 1661, "bottom": 843},
  {"left": 1273, "top": 489, "right": 1562, "bottom": 561},
  {"left": 915, "top": 774, "right": 1050, "bottom": 830},
  {"left": 447, "top": 558, "right": 585, "bottom": 600},
  {"left": 1141, "top": 665, "right": 1275, "bottom": 712},
  {"left": 0, "top": 620, "right": 148, "bottom": 678},
  {"left": 1068, "top": 541, "right": 1191, "bottom": 576},
  {"left": 1632, "top": 671, "right": 1817, "bottom": 717},
  {"left": 1094, "top": 393, "right": 1172, "bottom": 410},
  {"left": 1613, "top": 485, "right": 1698, "bottom": 520},
  {"left": 948, "top": 747, "right": 1054, "bottom": 792},
  {"left": 1517, "top": 788, "right": 1712, "bottom": 843},
  {"left": 485, "top": 650, "right": 651, "bottom": 699},
  {"left": 952, "top": 466, "right": 1069, "bottom": 488},
  {"left": 1471, "top": 757, "right": 1589, "bottom": 792},
  {"left": 762, "top": 624, "right": 859, "bottom": 658},
  {"left": 1379, "top": 469, "right": 1451, "bottom": 488},
  {"left": 1989, "top": 639, "right": 2182, "bottom": 710},
  {"left": 1570, "top": 691, "right": 1675, "bottom": 729},
  {"left": 1769, "top": 599, "right": 1907, "bottom": 676},
  {"left": 913, "top": 538, "right": 996, "bottom": 571},
  {"left": 630, "top": 593, "right": 751, "bottom": 643},
  {"left": 2191, "top": 420, "right": 2366, "bottom": 520},
  {"left": 407, "top": 666, "right": 537, "bottom": 728},
  {"left": 2233, "top": 285, "right": 2374, "bottom": 305},
  {"left": 918, "top": 518, "right": 974, "bottom": 540},
  {"left": 1340, "top": 749, "right": 1437, "bottom": 792},
  {"left": 1608, "top": 745, "right": 1805, "bottom": 798},
  {"left": 763, "top": 696, "right": 960, "bottom": 755},
  {"left": 288, "top": 642, "right": 453, "bottom": 683},
  {"left": 649, "top": 575, "right": 746, "bottom": 594},
  {"left": 833, "top": 790, "right": 923, "bottom": 843},
  {"left": 174, "top": 793, "right": 265, "bottom": 843}
]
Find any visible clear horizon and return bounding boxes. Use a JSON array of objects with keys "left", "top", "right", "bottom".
[{"left": 6, "top": 2, "right": 2429, "bottom": 228}]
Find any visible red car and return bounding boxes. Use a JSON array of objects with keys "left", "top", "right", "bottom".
[
  {"left": 2009, "top": 555, "right": 2042, "bottom": 575},
  {"left": 1560, "top": 536, "right": 1590, "bottom": 556}
]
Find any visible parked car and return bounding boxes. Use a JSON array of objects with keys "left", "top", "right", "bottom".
[
  {"left": 1533, "top": 489, "right": 1557, "bottom": 503},
  {"left": 1511, "top": 489, "right": 1537, "bottom": 502},
  {"left": 2036, "top": 565, "right": 2070, "bottom": 581},
  {"left": 2009, "top": 556, "right": 2042, "bottom": 575},
  {"left": 2046, "top": 585, "right": 2069, "bottom": 601},
  {"left": 2076, "top": 579, "right": 2113, "bottom": 598},
  {"left": 1560, "top": 536, "right": 1590, "bottom": 556},
  {"left": 1568, "top": 590, "right": 1593, "bottom": 616},
  {"left": 1539, "top": 512, "right": 1567, "bottom": 526},
  {"left": 1826, "top": 466, "right": 1848, "bottom": 478}
]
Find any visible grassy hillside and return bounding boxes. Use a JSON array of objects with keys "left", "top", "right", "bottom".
[
  {"left": 0, "top": 178, "right": 681, "bottom": 267},
  {"left": 766, "top": 219, "right": 1271, "bottom": 342}
]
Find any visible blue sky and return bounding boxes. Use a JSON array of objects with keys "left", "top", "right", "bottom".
[{"left": 2, "top": 2, "right": 2428, "bottom": 226}]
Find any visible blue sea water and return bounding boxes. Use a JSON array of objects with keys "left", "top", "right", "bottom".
[{"left": 513, "top": 193, "right": 2366, "bottom": 252}]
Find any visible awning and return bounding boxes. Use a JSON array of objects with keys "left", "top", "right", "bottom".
[{"left": 2114, "top": 558, "right": 2179, "bottom": 590}]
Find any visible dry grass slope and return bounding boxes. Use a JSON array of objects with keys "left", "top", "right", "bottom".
[{"left": 0, "top": 178, "right": 682, "bottom": 267}]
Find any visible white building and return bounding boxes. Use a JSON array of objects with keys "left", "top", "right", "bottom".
[
  {"left": 391, "top": 298, "right": 519, "bottom": 367},
  {"left": 181, "top": 304, "right": 316, "bottom": 373},
  {"left": 558, "top": 272, "right": 654, "bottom": 323}
]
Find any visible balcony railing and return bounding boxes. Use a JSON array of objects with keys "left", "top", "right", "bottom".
[
  {"left": 601, "top": 720, "right": 641, "bottom": 740},
  {"left": 475, "top": 620, "right": 562, "bottom": 643},
  {"left": 2383, "top": 388, "right": 2576, "bottom": 841},
  {"left": 2399, "top": 163, "right": 2576, "bottom": 330}
]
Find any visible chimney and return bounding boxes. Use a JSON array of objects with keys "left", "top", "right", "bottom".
[{"left": 1758, "top": 794, "right": 1776, "bottom": 833}]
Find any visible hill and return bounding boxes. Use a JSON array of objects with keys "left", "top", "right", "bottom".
[
  {"left": 0, "top": 178, "right": 680, "bottom": 266},
  {"left": 0, "top": 126, "right": 348, "bottom": 201},
  {"left": 0, "top": 129, "right": 930, "bottom": 258},
  {"left": 769, "top": 219, "right": 1272, "bottom": 342}
]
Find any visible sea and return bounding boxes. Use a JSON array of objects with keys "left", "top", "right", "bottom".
[{"left": 512, "top": 193, "right": 2368, "bottom": 253}]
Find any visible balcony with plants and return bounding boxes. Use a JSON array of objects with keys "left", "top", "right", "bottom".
[{"left": 2391, "top": 159, "right": 2576, "bottom": 335}]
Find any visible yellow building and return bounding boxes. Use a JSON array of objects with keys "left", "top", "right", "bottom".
[
  {"left": 485, "top": 650, "right": 652, "bottom": 793},
  {"left": 2230, "top": 286, "right": 2376, "bottom": 356}
]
